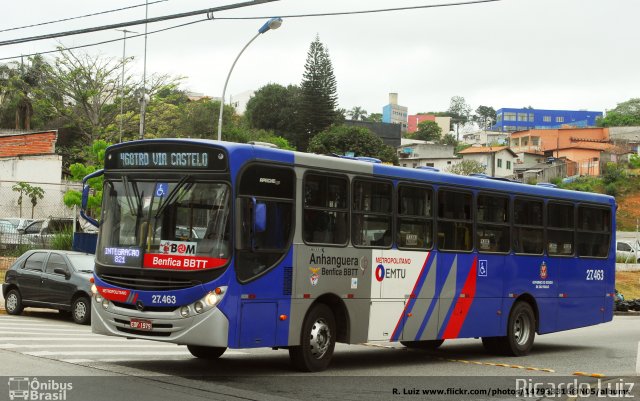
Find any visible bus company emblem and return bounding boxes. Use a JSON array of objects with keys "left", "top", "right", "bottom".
[
  {"left": 360, "top": 256, "right": 369, "bottom": 274},
  {"left": 375, "top": 264, "right": 385, "bottom": 282},
  {"left": 309, "top": 267, "right": 320, "bottom": 286},
  {"left": 159, "top": 240, "right": 196, "bottom": 256},
  {"left": 375, "top": 264, "right": 407, "bottom": 282},
  {"left": 540, "top": 261, "right": 548, "bottom": 280}
]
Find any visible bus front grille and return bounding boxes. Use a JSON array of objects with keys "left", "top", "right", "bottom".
[{"left": 99, "top": 274, "right": 198, "bottom": 291}]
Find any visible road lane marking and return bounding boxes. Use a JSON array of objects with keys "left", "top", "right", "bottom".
[
  {"left": 26, "top": 350, "right": 193, "bottom": 356},
  {"left": 437, "top": 357, "right": 555, "bottom": 373},
  {"left": 0, "top": 331, "right": 94, "bottom": 335},
  {"left": 1, "top": 343, "right": 181, "bottom": 348},
  {"left": 573, "top": 372, "right": 606, "bottom": 378},
  {"left": 0, "top": 337, "right": 134, "bottom": 341},
  {"left": 636, "top": 342, "right": 639, "bottom": 375}
]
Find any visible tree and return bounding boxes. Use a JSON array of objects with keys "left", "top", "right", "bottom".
[
  {"left": 27, "top": 186, "right": 45, "bottom": 219},
  {"left": 299, "top": 35, "right": 339, "bottom": 150},
  {"left": 446, "top": 159, "right": 486, "bottom": 175},
  {"left": 177, "top": 98, "right": 236, "bottom": 139},
  {"left": 244, "top": 83, "right": 301, "bottom": 143},
  {"left": 365, "top": 113, "right": 382, "bottom": 123},
  {"left": 12, "top": 182, "right": 30, "bottom": 217},
  {"left": 347, "top": 106, "right": 368, "bottom": 121},
  {"left": 439, "top": 133, "right": 458, "bottom": 147},
  {"left": 409, "top": 120, "right": 441, "bottom": 141},
  {"left": 597, "top": 98, "right": 640, "bottom": 127},
  {"left": 473, "top": 105, "right": 497, "bottom": 129},
  {"left": 0, "top": 55, "right": 49, "bottom": 129},
  {"left": 447, "top": 96, "right": 471, "bottom": 139},
  {"left": 63, "top": 140, "right": 110, "bottom": 220},
  {"left": 308, "top": 125, "right": 398, "bottom": 164}
]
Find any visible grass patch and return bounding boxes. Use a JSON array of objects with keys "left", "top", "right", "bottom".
[{"left": 617, "top": 271, "right": 640, "bottom": 300}]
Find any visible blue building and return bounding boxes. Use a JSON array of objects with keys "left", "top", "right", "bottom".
[{"left": 491, "top": 108, "right": 602, "bottom": 132}]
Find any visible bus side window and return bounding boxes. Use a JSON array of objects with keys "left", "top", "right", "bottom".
[
  {"left": 513, "top": 198, "right": 544, "bottom": 255},
  {"left": 352, "top": 179, "right": 392, "bottom": 248},
  {"left": 437, "top": 189, "right": 472, "bottom": 252}
]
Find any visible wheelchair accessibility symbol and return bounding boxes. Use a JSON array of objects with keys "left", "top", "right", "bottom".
[
  {"left": 478, "top": 260, "right": 488, "bottom": 277},
  {"left": 155, "top": 183, "right": 168, "bottom": 198}
]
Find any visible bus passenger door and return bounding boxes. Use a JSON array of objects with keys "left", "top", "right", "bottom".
[{"left": 556, "top": 258, "right": 605, "bottom": 331}]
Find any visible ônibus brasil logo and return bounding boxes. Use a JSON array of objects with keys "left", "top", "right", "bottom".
[{"left": 8, "top": 377, "right": 73, "bottom": 400}]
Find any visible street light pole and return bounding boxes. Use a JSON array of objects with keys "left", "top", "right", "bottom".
[
  {"left": 217, "top": 17, "right": 282, "bottom": 141},
  {"left": 139, "top": 0, "right": 149, "bottom": 140},
  {"left": 116, "top": 29, "right": 137, "bottom": 143}
]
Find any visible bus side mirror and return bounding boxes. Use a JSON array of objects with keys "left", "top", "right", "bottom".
[{"left": 81, "top": 185, "right": 90, "bottom": 210}]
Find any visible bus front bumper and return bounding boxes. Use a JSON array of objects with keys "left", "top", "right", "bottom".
[{"left": 91, "top": 298, "right": 229, "bottom": 347}]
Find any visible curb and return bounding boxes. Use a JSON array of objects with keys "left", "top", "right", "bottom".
[{"left": 615, "top": 311, "right": 640, "bottom": 316}]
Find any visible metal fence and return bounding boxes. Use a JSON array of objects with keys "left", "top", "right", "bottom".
[{"left": 0, "top": 180, "right": 82, "bottom": 256}]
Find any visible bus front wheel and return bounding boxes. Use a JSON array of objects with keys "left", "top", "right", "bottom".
[
  {"left": 289, "top": 303, "right": 336, "bottom": 372},
  {"left": 483, "top": 301, "right": 535, "bottom": 356},
  {"left": 187, "top": 345, "right": 227, "bottom": 360}
]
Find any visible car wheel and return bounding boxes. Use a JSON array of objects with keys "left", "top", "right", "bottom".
[
  {"left": 289, "top": 303, "right": 336, "bottom": 372},
  {"left": 400, "top": 339, "right": 444, "bottom": 350},
  {"left": 5, "top": 289, "right": 24, "bottom": 315},
  {"left": 72, "top": 296, "right": 91, "bottom": 325},
  {"left": 187, "top": 345, "right": 227, "bottom": 359}
]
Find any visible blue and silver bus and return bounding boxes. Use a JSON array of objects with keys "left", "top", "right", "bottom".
[{"left": 87, "top": 139, "right": 615, "bottom": 371}]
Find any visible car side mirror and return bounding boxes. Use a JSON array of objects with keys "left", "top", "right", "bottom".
[
  {"left": 54, "top": 268, "right": 70, "bottom": 279},
  {"left": 17, "top": 228, "right": 25, "bottom": 235}
]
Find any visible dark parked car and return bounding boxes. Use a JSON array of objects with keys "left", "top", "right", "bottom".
[{"left": 2, "top": 250, "right": 95, "bottom": 324}]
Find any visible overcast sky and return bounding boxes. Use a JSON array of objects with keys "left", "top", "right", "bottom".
[{"left": 1, "top": 0, "right": 638, "bottom": 116}]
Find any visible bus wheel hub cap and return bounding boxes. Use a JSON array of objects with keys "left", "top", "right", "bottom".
[{"left": 309, "top": 318, "right": 330, "bottom": 359}]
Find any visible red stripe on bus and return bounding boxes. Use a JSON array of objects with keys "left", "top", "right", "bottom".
[
  {"left": 390, "top": 252, "right": 431, "bottom": 341},
  {"left": 442, "top": 257, "right": 477, "bottom": 339}
]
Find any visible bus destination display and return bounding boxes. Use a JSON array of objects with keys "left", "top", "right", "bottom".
[{"left": 107, "top": 147, "right": 227, "bottom": 170}]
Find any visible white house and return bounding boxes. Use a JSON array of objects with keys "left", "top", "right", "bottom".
[
  {"left": 397, "top": 140, "right": 461, "bottom": 171},
  {"left": 457, "top": 145, "right": 517, "bottom": 178}
]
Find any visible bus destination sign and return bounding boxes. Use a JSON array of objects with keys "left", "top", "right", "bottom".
[{"left": 106, "top": 146, "right": 227, "bottom": 171}]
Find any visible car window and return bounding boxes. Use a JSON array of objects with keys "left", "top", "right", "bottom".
[
  {"left": 46, "top": 253, "right": 68, "bottom": 274},
  {"left": 23, "top": 252, "right": 47, "bottom": 272},
  {"left": 24, "top": 221, "right": 43, "bottom": 234},
  {"left": 617, "top": 242, "right": 632, "bottom": 252},
  {"left": 67, "top": 255, "right": 95, "bottom": 272}
]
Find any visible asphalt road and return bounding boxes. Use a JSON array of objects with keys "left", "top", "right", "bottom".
[{"left": 0, "top": 311, "right": 638, "bottom": 400}]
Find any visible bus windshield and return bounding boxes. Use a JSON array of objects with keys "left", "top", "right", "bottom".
[{"left": 97, "top": 177, "right": 231, "bottom": 268}]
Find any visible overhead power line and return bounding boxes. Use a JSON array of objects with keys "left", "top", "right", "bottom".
[
  {"left": 0, "top": 0, "right": 168, "bottom": 33},
  {"left": 0, "top": 0, "right": 280, "bottom": 47},
  {"left": 0, "top": 0, "right": 502, "bottom": 61}
]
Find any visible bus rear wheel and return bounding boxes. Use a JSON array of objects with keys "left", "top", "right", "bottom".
[
  {"left": 483, "top": 301, "right": 535, "bottom": 356},
  {"left": 289, "top": 303, "right": 336, "bottom": 372},
  {"left": 187, "top": 345, "right": 227, "bottom": 360},
  {"left": 400, "top": 339, "right": 444, "bottom": 350}
]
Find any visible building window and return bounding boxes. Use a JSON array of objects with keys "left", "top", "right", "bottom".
[
  {"left": 528, "top": 113, "right": 535, "bottom": 122},
  {"left": 532, "top": 137, "right": 539, "bottom": 146},
  {"left": 504, "top": 112, "right": 516, "bottom": 121},
  {"left": 497, "top": 158, "right": 503, "bottom": 168},
  {"left": 517, "top": 113, "right": 528, "bottom": 122},
  {"left": 517, "top": 126, "right": 527, "bottom": 131},
  {"left": 556, "top": 116, "right": 564, "bottom": 123},
  {"left": 504, "top": 125, "right": 517, "bottom": 131},
  {"left": 522, "top": 137, "right": 529, "bottom": 146},
  {"left": 447, "top": 161, "right": 452, "bottom": 165},
  {"left": 543, "top": 116, "right": 551, "bottom": 122},
  {"left": 511, "top": 138, "right": 520, "bottom": 147},
  {"left": 506, "top": 160, "right": 511, "bottom": 170}
]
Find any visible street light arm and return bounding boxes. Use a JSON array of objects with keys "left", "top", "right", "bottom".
[{"left": 217, "top": 31, "right": 260, "bottom": 141}]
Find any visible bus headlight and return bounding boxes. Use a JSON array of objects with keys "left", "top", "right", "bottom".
[
  {"left": 95, "top": 294, "right": 104, "bottom": 303},
  {"left": 102, "top": 299, "right": 109, "bottom": 310},
  {"left": 205, "top": 292, "right": 219, "bottom": 306},
  {"left": 91, "top": 284, "right": 98, "bottom": 295},
  {"left": 194, "top": 301, "right": 204, "bottom": 314},
  {"left": 180, "top": 307, "right": 190, "bottom": 317}
]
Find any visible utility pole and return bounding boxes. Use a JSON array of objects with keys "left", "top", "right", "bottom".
[
  {"left": 116, "top": 29, "right": 136, "bottom": 143},
  {"left": 139, "top": 0, "right": 149, "bottom": 140}
]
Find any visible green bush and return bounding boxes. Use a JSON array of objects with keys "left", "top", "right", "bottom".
[
  {"left": 605, "top": 183, "right": 618, "bottom": 197},
  {"left": 550, "top": 177, "right": 562, "bottom": 186},
  {"left": 52, "top": 227, "right": 73, "bottom": 250},
  {"left": 629, "top": 153, "right": 640, "bottom": 169},
  {"left": 602, "top": 162, "right": 626, "bottom": 184}
]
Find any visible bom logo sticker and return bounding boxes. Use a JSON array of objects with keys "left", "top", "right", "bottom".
[{"left": 159, "top": 240, "right": 196, "bottom": 255}]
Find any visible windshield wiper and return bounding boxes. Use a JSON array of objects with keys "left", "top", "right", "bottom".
[
  {"left": 154, "top": 175, "right": 193, "bottom": 218},
  {"left": 122, "top": 175, "right": 141, "bottom": 217}
]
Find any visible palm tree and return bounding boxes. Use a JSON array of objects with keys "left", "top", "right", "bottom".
[
  {"left": 348, "top": 106, "right": 368, "bottom": 121},
  {"left": 0, "top": 55, "right": 47, "bottom": 130}
]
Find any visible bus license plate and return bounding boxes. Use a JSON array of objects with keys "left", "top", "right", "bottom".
[{"left": 130, "top": 319, "right": 152, "bottom": 331}]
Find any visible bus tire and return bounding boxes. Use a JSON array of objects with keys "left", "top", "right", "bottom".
[
  {"left": 289, "top": 303, "right": 336, "bottom": 372},
  {"left": 187, "top": 345, "right": 226, "bottom": 360},
  {"left": 488, "top": 301, "right": 536, "bottom": 356},
  {"left": 400, "top": 340, "right": 444, "bottom": 350},
  {"left": 5, "top": 289, "right": 23, "bottom": 315}
]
